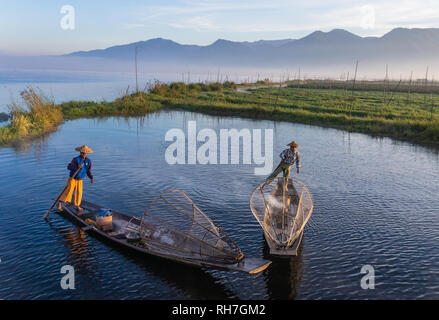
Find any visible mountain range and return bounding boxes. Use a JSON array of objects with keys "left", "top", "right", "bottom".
[
  {"left": 1, "top": 28, "right": 438, "bottom": 79},
  {"left": 67, "top": 28, "right": 439, "bottom": 71}
]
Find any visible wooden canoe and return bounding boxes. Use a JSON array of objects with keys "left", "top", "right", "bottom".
[{"left": 58, "top": 200, "right": 272, "bottom": 274}]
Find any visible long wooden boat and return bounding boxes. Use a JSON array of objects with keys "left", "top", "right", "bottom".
[
  {"left": 59, "top": 190, "right": 271, "bottom": 274},
  {"left": 250, "top": 178, "right": 314, "bottom": 256}
]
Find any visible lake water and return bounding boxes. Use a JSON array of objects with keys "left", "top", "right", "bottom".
[
  {"left": 0, "top": 70, "right": 171, "bottom": 115},
  {"left": 1, "top": 110, "right": 438, "bottom": 299},
  {"left": 0, "top": 69, "right": 251, "bottom": 114}
]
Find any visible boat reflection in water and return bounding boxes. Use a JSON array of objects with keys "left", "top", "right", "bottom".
[
  {"left": 262, "top": 235, "right": 304, "bottom": 300},
  {"left": 49, "top": 211, "right": 237, "bottom": 299},
  {"left": 125, "top": 251, "right": 237, "bottom": 299}
]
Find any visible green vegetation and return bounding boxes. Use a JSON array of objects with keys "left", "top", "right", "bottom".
[
  {"left": 0, "top": 87, "right": 63, "bottom": 146},
  {"left": 239, "top": 78, "right": 439, "bottom": 95},
  {"left": 168, "top": 85, "right": 438, "bottom": 146},
  {"left": 1, "top": 80, "right": 438, "bottom": 147},
  {"left": 60, "top": 92, "right": 162, "bottom": 119},
  {"left": 59, "top": 81, "right": 235, "bottom": 119}
]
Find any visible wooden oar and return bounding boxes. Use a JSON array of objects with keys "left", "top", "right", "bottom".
[{"left": 43, "top": 165, "right": 82, "bottom": 219}]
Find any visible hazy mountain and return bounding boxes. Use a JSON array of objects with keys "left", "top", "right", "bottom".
[
  {"left": 65, "top": 28, "right": 439, "bottom": 71},
  {"left": 68, "top": 38, "right": 194, "bottom": 60},
  {"left": 68, "top": 37, "right": 295, "bottom": 58},
  {"left": 239, "top": 39, "right": 296, "bottom": 48},
  {"left": 291, "top": 29, "right": 362, "bottom": 45},
  {"left": 2, "top": 28, "right": 438, "bottom": 79}
]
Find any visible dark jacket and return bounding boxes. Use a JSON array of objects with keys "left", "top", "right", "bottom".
[{"left": 68, "top": 156, "right": 93, "bottom": 180}]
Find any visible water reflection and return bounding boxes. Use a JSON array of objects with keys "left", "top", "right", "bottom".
[
  {"left": 89, "top": 234, "right": 236, "bottom": 299},
  {"left": 5, "top": 132, "right": 51, "bottom": 154},
  {"left": 262, "top": 236, "right": 304, "bottom": 300},
  {"left": 48, "top": 212, "right": 235, "bottom": 299},
  {"left": 60, "top": 227, "right": 90, "bottom": 270},
  {"left": 47, "top": 218, "right": 94, "bottom": 273},
  {"left": 130, "top": 254, "right": 237, "bottom": 300}
]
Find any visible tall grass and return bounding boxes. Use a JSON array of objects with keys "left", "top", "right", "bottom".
[{"left": 0, "top": 86, "right": 63, "bottom": 145}]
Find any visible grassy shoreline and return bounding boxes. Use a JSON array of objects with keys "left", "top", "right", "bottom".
[
  {"left": 162, "top": 101, "right": 438, "bottom": 147},
  {"left": 1, "top": 81, "right": 438, "bottom": 148},
  {"left": 0, "top": 87, "right": 63, "bottom": 147}
]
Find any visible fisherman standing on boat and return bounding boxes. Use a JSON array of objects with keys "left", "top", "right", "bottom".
[
  {"left": 263, "top": 141, "right": 300, "bottom": 188},
  {"left": 57, "top": 145, "right": 94, "bottom": 211}
]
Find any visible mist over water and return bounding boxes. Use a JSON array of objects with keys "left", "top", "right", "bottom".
[{"left": 0, "top": 68, "right": 258, "bottom": 113}]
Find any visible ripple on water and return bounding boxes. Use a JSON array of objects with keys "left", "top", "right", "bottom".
[{"left": 1, "top": 112, "right": 439, "bottom": 299}]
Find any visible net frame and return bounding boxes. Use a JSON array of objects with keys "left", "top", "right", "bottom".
[
  {"left": 250, "top": 178, "right": 314, "bottom": 248},
  {"left": 140, "top": 190, "right": 244, "bottom": 264}
]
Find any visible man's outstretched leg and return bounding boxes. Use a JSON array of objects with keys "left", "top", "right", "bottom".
[{"left": 57, "top": 177, "right": 76, "bottom": 211}]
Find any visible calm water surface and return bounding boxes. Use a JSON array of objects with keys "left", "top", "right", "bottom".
[
  {"left": 0, "top": 110, "right": 438, "bottom": 299},
  {"left": 0, "top": 69, "right": 250, "bottom": 113}
]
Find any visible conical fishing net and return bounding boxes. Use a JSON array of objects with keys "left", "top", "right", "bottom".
[
  {"left": 140, "top": 190, "right": 243, "bottom": 264},
  {"left": 250, "top": 178, "right": 313, "bottom": 248}
]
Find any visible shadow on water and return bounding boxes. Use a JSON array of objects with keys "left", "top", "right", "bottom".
[
  {"left": 262, "top": 235, "right": 304, "bottom": 300},
  {"left": 48, "top": 210, "right": 236, "bottom": 299}
]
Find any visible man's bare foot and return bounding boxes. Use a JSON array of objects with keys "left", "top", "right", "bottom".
[{"left": 57, "top": 202, "right": 63, "bottom": 211}]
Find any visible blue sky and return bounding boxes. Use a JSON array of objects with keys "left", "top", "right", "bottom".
[{"left": 1, "top": 0, "right": 439, "bottom": 55}]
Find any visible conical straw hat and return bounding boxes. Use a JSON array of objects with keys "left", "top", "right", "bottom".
[
  {"left": 75, "top": 145, "right": 94, "bottom": 154},
  {"left": 287, "top": 141, "right": 300, "bottom": 148}
]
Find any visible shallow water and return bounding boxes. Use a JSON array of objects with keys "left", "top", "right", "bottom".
[{"left": 0, "top": 110, "right": 438, "bottom": 299}]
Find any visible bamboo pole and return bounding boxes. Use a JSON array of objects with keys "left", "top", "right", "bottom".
[
  {"left": 135, "top": 46, "right": 139, "bottom": 94},
  {"left": 406, "top": 71, "right": 413, "bottom": 106},
  {"left": 424, "top": 66, "right": 429, "bottom": 109}
]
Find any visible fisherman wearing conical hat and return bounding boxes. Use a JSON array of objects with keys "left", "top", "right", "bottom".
[
  {"left": 263, "top": 141, "right": 300, "bottom": 188},
  {"left": 57, "top": 145, "right": 94, "bottom": 211}
]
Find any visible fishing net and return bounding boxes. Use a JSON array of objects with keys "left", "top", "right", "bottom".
[
  {"left": 250, "top": 178, "right": 314, "bottom": 248},
  {"left": 140, "top": 190, "right": 243, "bottom": 264}
]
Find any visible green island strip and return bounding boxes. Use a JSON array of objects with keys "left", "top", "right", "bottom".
[{"left": 1, "top": 80, "right": 438, "bottom": 148}]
